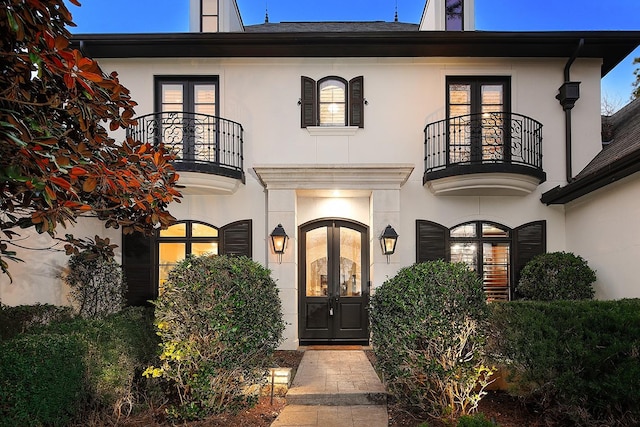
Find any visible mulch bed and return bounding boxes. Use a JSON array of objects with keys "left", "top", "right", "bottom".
[{"left": 87, "top": 349, "right": 543, "bottom": 426}]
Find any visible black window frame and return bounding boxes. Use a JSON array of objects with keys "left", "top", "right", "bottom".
[
  {"left": 416, "top": 219, "right": 546, "bottom": 301},
  {"left": 445, "top": 0, "right": 464, "bottom": 31},
  {"left": 301, "top": 75, "right": 365, "bottom": 128},
  {"left": 446, "top": 76, "right": 512, "bottom": 165},
  {"left": 155, "top": 76, "right": 219, "bottom": 117},
  {"left": 123, "top": 219, "right": 252, "bottom": 306}
]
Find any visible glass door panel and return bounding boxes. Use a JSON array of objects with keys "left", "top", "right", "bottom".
[
  {"left": 306, "top": 227, "right": 328, "bottom": 297},
  {"left": 339, "top": 227, "right": 361, "bottom": 297}
]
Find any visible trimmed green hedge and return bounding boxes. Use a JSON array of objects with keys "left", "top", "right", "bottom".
[
  {"left": 0, "top": 303, "right": 73, "bottom": 341},
  {"left": 0, "top": 333, "right": 86, "bottom": 427},
  {"left": 0, "top": 306, "right": 159, "bottom": 425},
  {"left": 489, "top": 299, "right": 640, "bottom": 426}
]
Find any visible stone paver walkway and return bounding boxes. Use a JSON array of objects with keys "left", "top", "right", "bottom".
[{"left": 271, "top": 349, "right": 388, "bottom": 427}]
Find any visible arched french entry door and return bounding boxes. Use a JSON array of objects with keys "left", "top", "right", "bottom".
[{"left": 299, "top": 219, "right": 370, "bottom": 344}]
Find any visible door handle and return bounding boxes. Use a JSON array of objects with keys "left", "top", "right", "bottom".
[{"left": 328, "top": 297, "right": 334, "bottom": 316}]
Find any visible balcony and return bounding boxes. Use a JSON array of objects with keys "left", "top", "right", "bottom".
[
  {"left": 423, "top": 112, "right": 545, "bottom": 196},
  {"left": 128, "top": 112, "right": 244, "bottom": 194}
]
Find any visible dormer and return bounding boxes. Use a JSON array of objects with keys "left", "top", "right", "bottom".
[
  {"left": 189, "top": 0, "right": 244, "bottom": 32},
  {"left": 419, "top": 0, "right": 475, "bottom": 31}
]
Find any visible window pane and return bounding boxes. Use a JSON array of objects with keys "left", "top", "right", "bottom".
[
  {"left": 449, "top": 84, "right": 470, "bottom": 105},
  {"left": 162, "top": 84, "right": 183, "bottom": 108},
  {"left": 450, "top": 223, "right": 476, "bottom": 238},
  {"left": 482, "top": 223, "right": 509, "bottom": 238},
  {"left": 319, "top": 80, "right": 346, "bottom": 126},
  {"left": 339, "top": 227, "right": 361, "bottom": 297},
  {"left": 450, "top": 242, "right": 477, "bottom": 272},
  {"left": 481, "top": 85, "right": 503, "bottom": 106},
  {"left": 483, "top": 242, "right": 510, "bottom": 301},
  {"left": 158, "top": 242, "right": 186, "bottom": 290},
  {"left": 195, "top": 85, "right": 216, "bottom": 103},
  {"left": 306, "top": 227, "right": 328, "bottom": 297},
  {"left": 445, "top": 0, "right": 463, "bottom": 31},
  {"left": 192, "top": 242, "right": 219, "bottom": 256},
  {"left": 192, "top": 223, "right": 218, "bottom": 237},
  {"left": 160, "top": 223, "right": 187, "bottom": 237}
]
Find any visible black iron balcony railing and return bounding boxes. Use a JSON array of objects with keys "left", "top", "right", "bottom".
[
  {"left": 128, "top": 112, "right": 244, "bottom": 181},
  {"left": 423, "top": 112, "right": 545, "bottom": 183}
]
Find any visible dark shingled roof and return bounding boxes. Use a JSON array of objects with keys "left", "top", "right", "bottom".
[
  {"left": 541, "top": 98, "right": 640, "bottom": 204},
  {"left": 576, "top": 98, "right": 640, "bottom": 178},
  {"left": 244, "top": 21, "right": 419, "bottom": 33}
]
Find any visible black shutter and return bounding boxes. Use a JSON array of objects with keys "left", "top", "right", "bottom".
[
  {"left": 301, "top": 76, "right": 316, "bottom": 128},
  {"left": 513, "top": 220, "right": 546, "bottom": 287},
  {"left": 349, "top": 76, "right": 364, "bottom": 128},
  {"left": 221, "top": 220, "right": 252, "bottom": 257},
  {"left": 122, "top": 231, "right": 155, "bottom": 306},
  {"left": 416, "top": 220, "right": 449, "bottom": 263}
]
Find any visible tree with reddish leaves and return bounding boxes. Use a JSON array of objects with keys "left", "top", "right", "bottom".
[{"left": 0, "top": 0, "right": 182, "bottom": 278}]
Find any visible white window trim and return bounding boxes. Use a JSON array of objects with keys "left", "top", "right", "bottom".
[{"left": 306, "top": 126, "right": 359, "bottom": 137}]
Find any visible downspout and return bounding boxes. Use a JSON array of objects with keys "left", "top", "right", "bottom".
[{"left": 556, "top": 38, "right": 584, "bottom": 183}]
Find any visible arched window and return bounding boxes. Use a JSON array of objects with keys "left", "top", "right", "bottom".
[
  {"left": 123, "top": 219, "right": 252, "bottom": 305},
  {"left": 300, "top": 75, "right": 364, "bottom": 128},
  {"left": 450, "top": 221, "right": 510, "bottom": 301},
  {"left": 158, "top": 221, "right": 220, "bottom": 288},
  {"left": 416, "top": 219, "right": 546, "bottom": 301},
  {"left": 318, "top": 77, "right": 347, "bottom": 126}
]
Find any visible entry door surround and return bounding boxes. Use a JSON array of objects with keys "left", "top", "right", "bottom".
[{"left": 299, "top": 218, "right": 369, "bottom": 343}]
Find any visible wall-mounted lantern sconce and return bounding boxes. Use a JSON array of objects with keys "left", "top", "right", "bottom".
[
  {"left": 270, "top": 224, "right": 289, "bottom": 264},
  {"left": 380, "top": 225, "right": 398, "bottom": 264}
]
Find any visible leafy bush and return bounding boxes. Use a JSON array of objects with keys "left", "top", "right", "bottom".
[
  {"left": 488, "top": 299, "right": 640, "bottom": 426},
  {"left": 515, "top": 252, "right": 596, "bottom": 300},
  {"left": 145, "top": 255, "right": 284, "bottom": 420},
  {"left": 0, "top": 303, "right": 73, "bottom": 340},
  {"left": 370, "top": 261, "right": 493, "bottom": 422},
  {"left": 63, "top": 252, "right": 126, "bottom": 318},
  {"left": 0, "top": 333, "right": 86, "bottom": 427},
  {"left": 43, "top": 307, "right": 159, "bottom": 415},
  {"left": 457, "top": 413, "right": 499, "bottom": 427}
]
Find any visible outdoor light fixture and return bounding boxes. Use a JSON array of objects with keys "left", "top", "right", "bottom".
[
  {"left": 270, "top": 224, "right": 289, "bottom": 264},
  {"left": 380, "top": 225, "right": 398, "bottom": 263}
]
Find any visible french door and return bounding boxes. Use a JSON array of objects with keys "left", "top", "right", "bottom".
[{"left": 299, "top": 219, "right": 369, "bottom": 344}]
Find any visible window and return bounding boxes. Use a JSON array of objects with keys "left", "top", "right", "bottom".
[
  {"left": 416, "top": 220, "right": 545, "bottom": 301},
  {"left": 450, "top": 222, "right": 510, "bottom": 301},
  {"left": 157, "top": 221, "right": 220, "bottom": 288},
  {"left": 123, "top": 219, "right": 252, "bottom": 306},
  {"left": 447, "top": 77, "right": 510, "bottom": 165},
  {"left": 301, "top": 76, "right": 364, "bottom": 128},
  {"left": 200, "top": 0, "right": 219, "bottom": 32},
  {"left": 445, "top": 0, "right": 463, "bottom": 31},
  {"left": 155, "top": 77, "right": 218, "bottom": 163}
]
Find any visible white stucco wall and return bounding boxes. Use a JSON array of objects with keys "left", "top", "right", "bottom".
[
  {"left": 0, "top": 218, "right": 121, "bottom": 306},
  {"left": 565, "top": 175, "right": 640, "bottom": 300},
  {"left": 2, "top": 53, "right": 612, "bottom": 342}
]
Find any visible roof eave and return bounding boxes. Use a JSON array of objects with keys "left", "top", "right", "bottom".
[
  {"left": 541, "top": 149, "right": 640, "bottom": 205},
  {"left": 71, "top": 30, "right": 640, "bottom": 76}
]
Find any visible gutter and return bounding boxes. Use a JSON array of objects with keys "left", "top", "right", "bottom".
[{"left": 555, "top": 38, "right": 584, "bottom": 183}]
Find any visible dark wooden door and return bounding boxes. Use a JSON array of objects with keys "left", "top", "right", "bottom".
[{"left": 299, "top": 219, "right": 369, "bottom": 344}]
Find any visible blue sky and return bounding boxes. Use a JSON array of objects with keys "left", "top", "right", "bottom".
[{"left": 67, "top": 0, "right": 640, "bottom": 107}]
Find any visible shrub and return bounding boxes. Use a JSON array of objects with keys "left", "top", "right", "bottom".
[
  {"left": 145, "top": 255, "right": 284, "bottom": 420},
  {"left": 0, "top": 333, "right": 86, "bottom": 427},
  {"left": 457, "top": 413, "right": 499, "bottom": 427},
  {"left": 370, "top": 261, "right": 493, "bottom": 422},
  {"left": 63, "top": 253, "right": 126, "bottom": 318},
  {"left": 0, "top": 303, "right": 73, "bottom": 340},
  {"left": 43, "top": 307, "right": 159, "bottom": 416},
  {"left": 488, "top": 299, "right": 640, "bottom": 426},
  {"left": 515, "top": 252, "right": 596, "bottom": 300}
]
